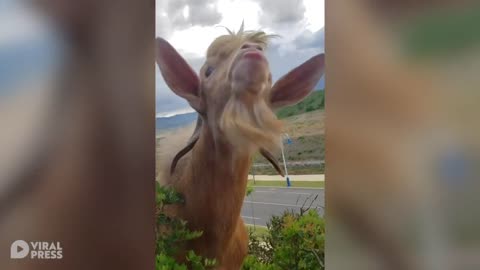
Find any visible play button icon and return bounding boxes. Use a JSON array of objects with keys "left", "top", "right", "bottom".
[{"left": 10, "top": 240, "right": 29, "bottom": 259}]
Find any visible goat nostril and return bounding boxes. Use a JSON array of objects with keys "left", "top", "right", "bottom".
[{"left": 242, "top": 43, "right": 263, "bottom": 51}]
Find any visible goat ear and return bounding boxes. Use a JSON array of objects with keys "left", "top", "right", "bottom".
[
  {"left": 270, "top": 54, "right": 325, "bottom": 108},
  {"left": 156, "top": 38, "right": 203, "bottom": 112}
]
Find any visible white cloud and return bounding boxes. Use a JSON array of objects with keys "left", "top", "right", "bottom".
[
  {"left": 304, "top": 0, "right": 325, "bottom": 32},
  {"left": 168, "top": 26, "right": 225, "bottom": 57},
  {"left": 257, "top": 0, "right": 306, "bottom": 27},
  {"left": 160, "top": 0, "right": 263, "bottom": 57},
  {"left": 217, "top": 0, "right": 262, "bottom": 31}
]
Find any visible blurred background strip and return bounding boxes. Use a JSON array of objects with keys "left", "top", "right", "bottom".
[
  {"left": 0, "top": 0, "right": 155, "bottom": 269},
  {"left": 326, "top": 1, "right": 480, "bottom": 269}
]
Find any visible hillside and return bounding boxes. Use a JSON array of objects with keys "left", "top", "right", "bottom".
[
  {"left": 251, "top": 109, "right": 325, "bottom": 175},
  {"left": 156, "top": 112, "right": 197, "bottom": 131},
  {"left": 276, "top": 90, "right": 324, "bottom": 119}
]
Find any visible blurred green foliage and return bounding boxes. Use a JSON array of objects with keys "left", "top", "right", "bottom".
[
  {"left": 402, "top": 5, "right": 480, "bottom": 58},
  {"left": 155, "top": 182, "right": 216, "bottom": 270}
]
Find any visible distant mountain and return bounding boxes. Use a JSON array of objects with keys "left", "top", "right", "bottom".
[
  {"left": 315, "top": 75, "right": 325, "bottom": 90},
  {"left": 156, "top": 112, "right": 197, "bottom": 131}
]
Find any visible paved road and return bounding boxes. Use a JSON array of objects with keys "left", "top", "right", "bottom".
[{"left": 241, "top": 187, "right": 324, "bottom": 226}]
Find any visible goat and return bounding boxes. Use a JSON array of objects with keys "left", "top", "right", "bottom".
[{"left": 156, "top": 28, "right": 324, "bottom": 269}]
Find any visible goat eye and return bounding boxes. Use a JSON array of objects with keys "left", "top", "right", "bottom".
[{"left": 205, "top": 66, "right": 214, "bottom": 77}]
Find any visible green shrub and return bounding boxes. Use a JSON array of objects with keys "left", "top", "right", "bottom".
[
  {"left": 246, "top": 185, "right": 255, "bottom": 197},
  {"left": 242, "top": 255, "right": 280, "bottom": 270},
  {"left": 243, "top": 209, "right": 325, "bottom": 270},
  {"left": 156, "top": 182, "right": 216, "bottom": 270}
]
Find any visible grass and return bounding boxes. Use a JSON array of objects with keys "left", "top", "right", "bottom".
[
  {"left": 246, "top": 225, "right": 269, "bottom": 238},
  {"left": 276, "top": 90, "right": 324, "bottom": 119},
  {"left": 247, "top": 180, "right": 324, "bottom": 188}
]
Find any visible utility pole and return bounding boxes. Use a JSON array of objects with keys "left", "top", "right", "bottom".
[{"left": 282, "top": 133, "right": 292, "bottom": 187}]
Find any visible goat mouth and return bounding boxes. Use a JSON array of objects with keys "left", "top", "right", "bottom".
[
  {"left": 231, "top": 52, "right": 269, "bottom": 91},
  {"left": 242, "top": 51, "right": 265, "bottom": 61}
]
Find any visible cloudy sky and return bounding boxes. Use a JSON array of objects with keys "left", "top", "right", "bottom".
[{"left": 156, "top": 0, "right": 325, "bottom": 117}]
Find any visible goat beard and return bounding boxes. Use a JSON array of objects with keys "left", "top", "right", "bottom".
[{"left": 220, "top": 95, "right": 283, "bottom": 154}]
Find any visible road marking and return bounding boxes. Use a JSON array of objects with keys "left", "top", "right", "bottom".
[
  {"left": 242, "top": 216, "right": 260, "bottom": 220},
  {"left": 244, "top": 201, "right": 304, "bottom": 208}
]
